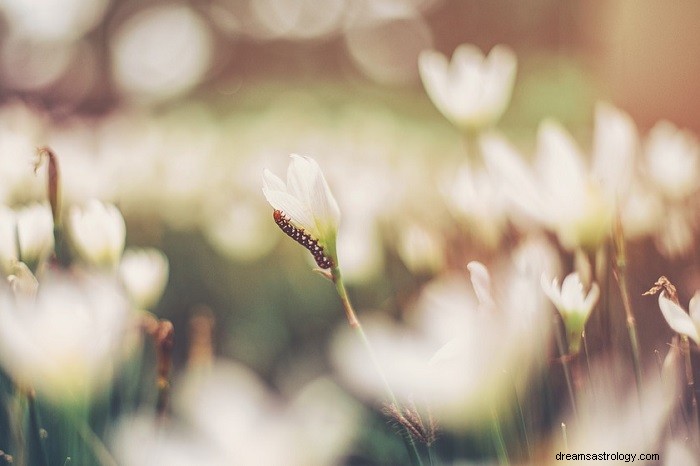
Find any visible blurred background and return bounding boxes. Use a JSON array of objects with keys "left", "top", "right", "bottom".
[
  {"left": 0, "top": 0, "right": 698, "bottom": 403},
  {"left": 0, "top": 0, "right": 699, "bottom": 463}
]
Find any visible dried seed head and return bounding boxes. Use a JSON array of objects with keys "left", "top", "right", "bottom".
[
  {"left": 643, "top": 276, "right": 679, "bottom": 304},
  {"left": 382, "top": 402, "right": 438, "bottom": 446}
]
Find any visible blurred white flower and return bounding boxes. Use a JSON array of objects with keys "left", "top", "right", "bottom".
[
  {"left": 541, "top": 272, "right": 599, "bottom": 353},
  {"left": 262, "top": 154, "right": 340, "bottom": 268},
  {"left": 16, "top": 203, "right": 54, "bottom": 270},
  {"left": 396, "top": 222, "right": 445, "bottom": 274},
  {"left": 0, "top": 206, "right": 18, "bottom": 274},
  {"left": 119, "top": 248, "right": 169, "bottom": 310},
  {"left": 591, "top": 102, "right": 639, "bottom": 203},
  {"left": 333, "top": 259, "right": 550, "bottom": 430},
  {"left": 441, "top": 162, "right": 509, "bottom": 248},
  {"left": 645, "top": 120, "right": 700, "bottom": 201},
  {"left": 483, "top": 119, "right": 617, "bottom": 251},
  {"left": 7, "top": 261, "right": 39, "bottom": 299},
  {"left": 114, "top": 362, "right": 360, "bottom": 466},
  {"left": 550, "top": 359, "right": 677, "bottom": 464},
  {"left": 203, "top": 198, "right": 278, "bottom": 262},
  {"left": 336, "top": 221, "right": 384, "bottom": 283},
  {"left": 0, "top": 271, "right": 130, "bottom": 402},
  {"left": 111, "top": 4, "right": 213, "bottom": 102},
  {"left": 0, "top": 0, "right": 109, "bottom": 42},
  {"left": 654, "top": 205, "right": 697, "bottom": 258},
  {"left": 419, "top": 44, "right": 516, "bottom": 130},
  {"left": 69, "top": 200, "right": 126, "bottom": 268},
  {"left": 657, "top": 291, "right": 700, "bottom": 344}
]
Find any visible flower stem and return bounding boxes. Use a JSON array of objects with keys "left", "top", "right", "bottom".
[
  {"left": 561, "top": 422, "right": 568, "bottom": 451},
  {"left": 73, "top": 417, "right": 118, "bottom": 466},
  {"left": 612, "top": 219, "right": 643, "bottom": 395},
  {"left": 680, "top": 335, "right": 700, "bottom": 437},
  {"left": 490, "top": 407, "right": 509, "bottom": 465},
  {"left": 331, "top": 266, "right": 424, "bottom": 466},
  {"left": 513, "top": 385, "right": 531, "bottom": 460},
  {"left": 27, "top": 392, "right": 49, "bottom": 466},
  {"left": 553, "top": 315, "right": 578, "bottom": 420}
]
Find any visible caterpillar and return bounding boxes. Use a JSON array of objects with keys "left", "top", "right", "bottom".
[{"left": 273, "top": 210, "right": 334, "bottom": 269}]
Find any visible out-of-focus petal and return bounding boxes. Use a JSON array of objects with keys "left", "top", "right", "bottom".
[{"left": 658, "top": 294, "right": 700, "bottom": 343}]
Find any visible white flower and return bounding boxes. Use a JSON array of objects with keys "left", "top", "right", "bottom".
[
  {"left": 0, "top": 206, "right": 18, "bottom": 273},
  {"left": 69, "top": 200, "right": 126, "bottom": 268},
  {"left": 0, "top": 271, "right": 130, "bottom": 402},
  {"left": 113, "top": 363, "right": 360, "bottom": 466},
  {"left": 396, "top": 222, "right": 444, "bottom": 274},
  {"left": 645, "top": 120, "right": 700, "bottom": 201},
  {"left": 262, "top": 154, "right": 340, "bottom": 268},
  {"left": 333, "top": 260, "right": 550, "bottom": 430},
  {"left": 657, "top": 291, "right": 700, "bottom": 343},
  {"left": 483, "top": 117, "right": 619, "bottom": 251},
  {"left": 556, "top": 359, "right": 677, "bottom": 462},
  {"left": 418, "top": 44, "right": 516, "bottom": 130},
  {"left": 441, "top": 162, "right": 509, "bottom": 248},
  {"left": 541, "top": 272, "right": 599, "bottom": 353},
  {"left": 119, "top": 248, "right": 169, "bottom": 310},
  {"left": 16, "top": 203, "right": 54, "bottom": 270},
  {"left": 591, "top": 102, "right": 639, "bottom": 203}
]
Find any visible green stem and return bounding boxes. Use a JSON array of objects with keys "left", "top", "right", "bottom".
[
  {"left": 332, "top": 266, "right": 424, "bottom": 466},
  {"left": 554, "top": 317, "right": 578, "bottom": 421},
  {"left": 27, "top": 393, "right": 49, "bottom": 466},
  {"left": 10, "top": 388, "right": 25, "bottom": 466},
  {"left": 490, "top": 407, "right": 509, "bottom": 465},
  {"left": 612, "top": 220, "right": 643, "bottom": 396},
  {"left": 561, "top": 422, "right": 568, "bottom": 452},
  {"left": 71, "top": 415, "right": 118, "bottom": 466},
  {"left": 680, "top": 335, "right": 700, "bottom": 437},
  {"left": 514, "top": 386, "right": 531, "bottom": 460}
]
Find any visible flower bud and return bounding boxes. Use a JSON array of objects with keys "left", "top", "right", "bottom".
[{"left": 69, "top": 200, "right": 126, "bottom": 268}]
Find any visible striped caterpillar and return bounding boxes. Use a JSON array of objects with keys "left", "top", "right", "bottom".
[{"left": 273, "top": 210, "right": 334, "bottom": 269}]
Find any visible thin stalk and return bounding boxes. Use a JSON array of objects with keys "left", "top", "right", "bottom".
[
  {"left": 490, "top": 407, "right": 509, "bottom": 466},
  {"left": 27, "top": 392, "right": 49, "bottom": 466},
  {"left": 561, "top": 422, "right": 568, "bottom": 452},
  {"left": 553, "top": 316, "right": 578, "bottom": 420},
  {"left": 9, "top": 388, "right": 25, "bottom": 466},
  {"left": 595, "top": 245, "right": 611, "bottom": 351},
  {"left": 332, "top": 266, "right": 424, "bottom": 466},
  {"left": 581, "top": 331, "right": 593, "bottom": 384},
  {"left": 612, "top": 219, "right": 643, "bottom": 395},
  {"left": 680, "top": 335, "right": 700, "bottom": 439},
  {"left": 514, "top": 386, "right": 531, "bottom": 460},
  {"left": 427, "top": 445, "right": 437, "bottom": 466},
  {"left": 655, "top": 348, "right": 676, "bottom": 436},
  {"left": 73, "top": 417, "right": 118, "bottom": 466},
  {"left": 581, "top": 331, "right": 594, "bottom": 401}
]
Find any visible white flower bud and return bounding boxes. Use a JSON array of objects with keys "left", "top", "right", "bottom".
[
  {"left": 69, "top": 200, "right": 126, "bottom": 268},
  {"left": 119, "top": 247, "right": 169, "bottom": 310},
  {"left": 16, "top": 203, "right": 54, "bottom": 270}
]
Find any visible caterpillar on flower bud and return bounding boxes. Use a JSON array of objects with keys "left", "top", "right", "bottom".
[{"left": 273, "top": 210, "right": 334, "bottom": 269}]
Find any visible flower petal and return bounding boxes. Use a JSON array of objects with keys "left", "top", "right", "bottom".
[
  {"left": 419, "top": 50, "right": 452, "bottom": 121},
  {"left": 658, "top": 294, "right": 700, "bottom": 343},
  {"left": 583, "top": 282, "right": 600, "bottom": 314},
  {"left": 540, "top": 274, "right": 562, "bottom": 310},
  {"left": 262, "top": 189, "right": 316, "bottom": 235},
  {"left": 689, "top": 291, "right": 700, "bottom": 323},
  {"left": 536, "top": 120, "right": 587, "bottom": 207},
  {"left": 481, "top": 132, "right": 545, "bottom": 223},
  {"left": 262, "top": 169, "right": 286, "bottom": 193},
  {"left": 592, "top": 102, "right": 638, "bottom": 201},
  {"left": 467, "top": 261, "right": 496, "bottom": 312}
]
